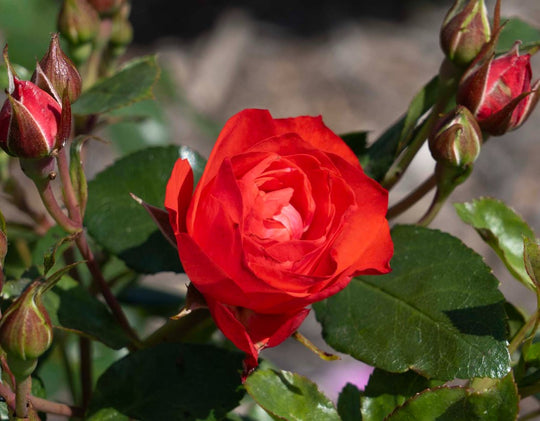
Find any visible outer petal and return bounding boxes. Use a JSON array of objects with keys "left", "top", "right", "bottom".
[
  {"left": 205, "top": 295, "right": 309, "bottom": 377},
  {"left": 164, "top": 158, "right": 193, "bottom": 237},
  {"left": 272, "top": 115, "right": 359, "bottom": 167}
]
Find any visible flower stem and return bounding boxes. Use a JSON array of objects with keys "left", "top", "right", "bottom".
[
  {"left": 75, "top": 234, "right": 141, "bottom": 349},
  {"left": 0, "top": 381, "right": 83, "bottom": 418},
  {"left": 14, "top": 376, "right": 30, "bottom": 419},
  {"left": 37, "top": 181, "right": 80, "bottom": 234},
  {"left": 387, "top": 173, "right": 437, "bottom": 219},
  {"left": 382, "top": 113, "right": 439, "bottom": 190}
]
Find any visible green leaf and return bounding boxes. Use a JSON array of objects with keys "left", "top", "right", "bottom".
[
  {"left": 455, "top": 198, "right": 536, "bottom": 289},
  {"left": 105, "top": 99, "right": 170, "bottom": 155},
  {"left": 85, "top": 145, "right": 206, "bottom": 274},
  {"left": 42, "top": 277, "right": 130, "bottom": 349},
  {"left": 361, "top": 369, "right": 440, "bottom": 421},
  {"left": 386, "top": 374, "right": 518, "bottom": 421},
  {"left": 88, "top": 343, "right": 244, "bottom": 421},
  {"left": 72, "top": 56, "right": 160, "bottom": 115},
  {"left": 245, "top": 369, "right": 340, "bottom": 421},
  {"left": 87, "top": 408, "right": 129, "bottom": 421},
  {"left": 314, "top": 225, "right": 510, "bottom": 380},
  {"left": 337, "top": 383, "right": 362, "bottom": 421},
  {"left": 524, "top": 237, "right": 540, "bottom": 287},
  {"left": 0, "top": 0, "right": 58, "bottom": 70},
  {"left": 497, "top": 18, "right": 540, "bottom": 55},
  {"left": 362, "top": 76, "right": 439, "bottom": 181},
  {"left": 340, "top": 132, "right": 369, "bottom": 157}
]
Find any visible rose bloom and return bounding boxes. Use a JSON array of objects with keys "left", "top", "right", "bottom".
[
  {"left": 457, "top": 43, "right": 540, "bottom": 136},
  {"left": 165, "top": 109, "right": 393, "bottom": 374}
]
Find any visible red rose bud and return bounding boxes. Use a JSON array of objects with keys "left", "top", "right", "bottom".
[
  {"left": 0, "top": 282, "right": 53, "bottom": 378},
  {"left": 0, "top": 77, "right": 62, "bottom": 159},
  {"left": 87, "top": 0, "right": 124, "bottom": 15},
  {"left": 429, "top": 106, "right": 482, "bottom": 167},
  {"left": 165, "top": 109, "right": 393, "bottom": 375},
  {"left": 457, "top": 42, "right": 540, "bottom": 136},
  {"left": 58, "top": 0, "right": 100, "bottom": 46},
  {"left": 440, "top": 0, "right": 491, "bottom": 67},
  {"left": 32, "top": 34, "right": 82, "bottom": 103}
]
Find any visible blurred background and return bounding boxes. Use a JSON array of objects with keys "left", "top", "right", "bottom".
[{"left": 1, "top": 0, "right": 540, "bottom": 414}]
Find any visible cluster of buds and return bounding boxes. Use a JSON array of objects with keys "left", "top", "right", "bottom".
[
  {"left": 0, "top": 282, "right": 53, "bottom": 380},
  {"left": 58, "top": 0, "right": 132, "bottom": 64},
  {"left": 436, "top": 0, "right": 540, "bottom": 159},
  {"left": 0, "top": 35, "right": 81, "bottom": 166}
]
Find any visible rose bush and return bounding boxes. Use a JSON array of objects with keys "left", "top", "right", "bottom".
[{"left": 165, "top": 109, "right": 393, "bottom": 373}]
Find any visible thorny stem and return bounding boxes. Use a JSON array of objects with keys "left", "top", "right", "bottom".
[
  {"left": 14, "top": 376, "right": 30, "bottom": 419},
  {"left": 386, "top": 173, "right": 437, "bottom": 219},
  {"left": 37, "top": 181, "right": 80, "bottom": 234},
  {"left": 0, "top": 381, "right": 84, "bottom": 418}
]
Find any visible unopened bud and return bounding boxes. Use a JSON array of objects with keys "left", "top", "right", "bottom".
[
  {"left": 440, "top": 0, "right": 491, "bottom": 67},
  {"left": 32, "top": 34, "right": 82, "bottom": 103},
  {"left": 0, "top": 77, "right": 62, "bottom": 159},
  {"left": 0, "top": 282, "right": 53, "bottom": 378},
  {"left": 58, "top": 0, "right": 100, "bottom": 46},
  {"left": 87, "top": 0, "right": 124, "bottom": 16},
  {"left": 429, "top": 106, "right": 482, "bottom": 168},
  {"left": 457, "top": 42, "right": 540, "bottom": 136}
]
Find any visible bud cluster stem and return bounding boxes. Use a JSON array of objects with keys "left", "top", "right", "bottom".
[
  {"left": 382, "top": 60, "right": 461, "bottom": 190},
  {"left": 386, "top": 173, "right": 437, "bottom": 219}
]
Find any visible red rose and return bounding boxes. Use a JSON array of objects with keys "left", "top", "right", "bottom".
[
  {"left": 457, "top": 43, "right": 540, "bottom": 135},
  {"left": 165, "top": 109, "right": 393, "bottom": 374},
  {"left": 0, "top": 77, "right": 62, "bottom": 159}
]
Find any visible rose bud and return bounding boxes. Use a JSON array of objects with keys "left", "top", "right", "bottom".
[
  {"left": 440, "top": 0, "right": 491, "bottom": 67},
  {"left": 58, "top": 0, "right": 100, "bottom": 46},
  {"left": 165, "top": 109, "right": 393, "bottom": 376},
  {"left": 457, "top": 42, "right": 540, "bottom": 136},
  {"left": 0, "top": 282, "right": 53, "bottom": 379},
  {"left": 0, "top": 77, "right": 62, "bottom": 159},
  {"left": 87, "top": 0, "right": 124, "bottom": 15},
  {"left": 32, "top": 34, "right": 82, "bottom": 103},
  {"left": 429, "top": 106, "right": 482, "bottom": 168}
]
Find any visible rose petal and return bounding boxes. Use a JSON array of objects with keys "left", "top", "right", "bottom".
[{"left": 164, "top": 158, "right": 193, "bottom": 236}]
